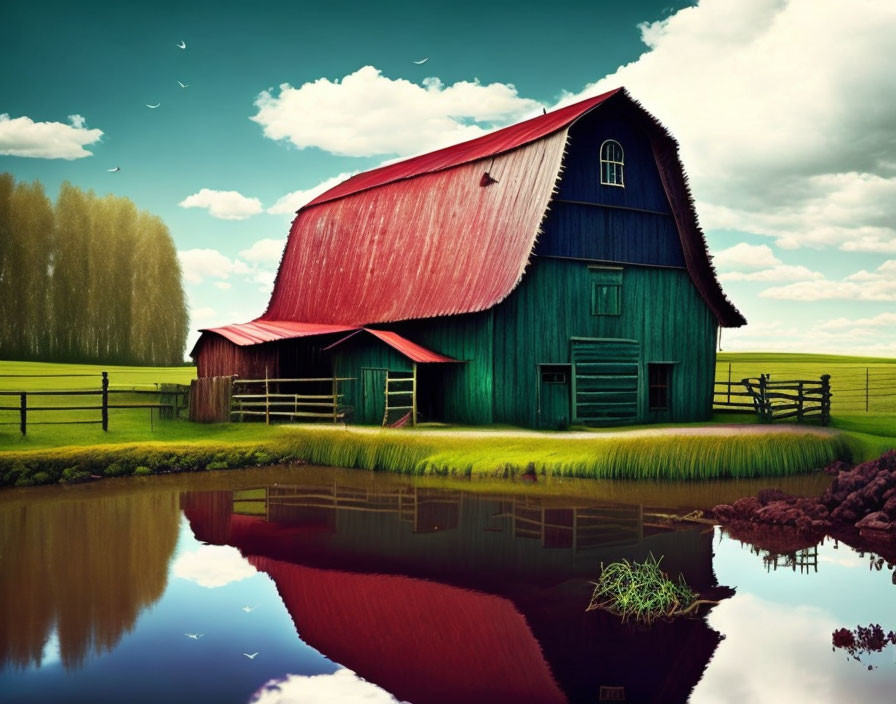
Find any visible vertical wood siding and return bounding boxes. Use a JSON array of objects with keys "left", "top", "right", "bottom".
[
  {"left": 492, "top": 258, "right": 717, "bottom": 427},
  {"left": 536, "top": 106, "right": 686, "bottom": 268}
]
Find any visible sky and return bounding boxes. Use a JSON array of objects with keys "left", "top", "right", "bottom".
[{"left": 2, "top": 0, "right": 895, "bottom": 358}]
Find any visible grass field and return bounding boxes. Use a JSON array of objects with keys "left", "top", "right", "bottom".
[
  {"left": 716, "top": 351, "right": 896, "bottom": 414},
  {"left": 0, "top": 357, "right": 893, "bottom": 483}
]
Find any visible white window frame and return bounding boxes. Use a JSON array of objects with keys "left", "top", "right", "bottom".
[{"left": 599, "top": 139, "right": 625, "bottom": 188}]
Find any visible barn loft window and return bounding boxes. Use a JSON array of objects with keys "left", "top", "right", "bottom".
[
  {"left": 589, "top": 266, "right": 623, "bottom": 316},
  {"left": 648, "top": 363, "right": 673, "bottom": 410},
  {"left": 600, "top": 139, "right": 625, "bottom": 187}
]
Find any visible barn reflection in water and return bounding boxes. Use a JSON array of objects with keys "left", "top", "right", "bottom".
[{"left": 183, "top": 480, "right": 728, "bottom": 704}]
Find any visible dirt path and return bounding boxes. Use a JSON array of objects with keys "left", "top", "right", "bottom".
[{"left": 284, "top": 423, "right": 840, "bottom": 441}]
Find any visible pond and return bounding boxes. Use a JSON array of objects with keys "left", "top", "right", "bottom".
[{"left": 1, "top": 466, "right": 894, "bottom": 703}]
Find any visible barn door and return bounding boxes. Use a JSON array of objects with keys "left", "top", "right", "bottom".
[
  {"left": 570, "top": 338, "right": 640, "bottom": 424},
  {"left": 360, "top": 368, "right": 387, "bottom": 424}
]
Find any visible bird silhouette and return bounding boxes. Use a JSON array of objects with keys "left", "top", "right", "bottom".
[
  {"left": 413, "top": 58, "right": 428, "bottom": 64},
  {"left": 178, "top": 81, "right": 189, "bottom": 88},
  {"left": 241, "top": 605, "right": 257, "bottom": 613},
  {"left": 185, "top": 633, "right": 205, "bottom": 640},
  {"left": 107, "top": 166, "right": 120, "bottom": 172},
  {"left": 243, "top": 652, "right": 259, "bottom": 659},
  {"left": 177, "top": 40, "right": 186, "bottom": 49},
  {"left": 146, "top": 103, "right": 160, "bottom": 109}
]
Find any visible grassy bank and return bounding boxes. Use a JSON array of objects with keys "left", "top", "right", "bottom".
[{"left": 0, "top": 424, "right": 851, "bottom": 487}]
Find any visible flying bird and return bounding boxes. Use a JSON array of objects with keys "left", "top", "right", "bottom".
[
  {"left": 146, "top": 102, "right": 160, "bottom": 109},
  {"left": 185, "top": 633, "right": 205, "bottom": 640},
  {"left": 107, "top": 166, "right": 120, "bottom": 172},
  {"left": 177, "top": 40, "right": 186, "bottom": 49},
  {"left": 241, "top": 605, "right": 257, "bottom": 613},
  {"left": 413, "top": 57, "right": 428, "bottom": 64},
  {"left": 178, "top": 81, "right": 189, "bottom": 88},
  {"left": 243, "top": 652, "right": 259, "bottom": 660}
]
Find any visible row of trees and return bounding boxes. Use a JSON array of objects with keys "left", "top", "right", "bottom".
[{"left": 0, "top": 173, "right": 189, "bottom": 365}]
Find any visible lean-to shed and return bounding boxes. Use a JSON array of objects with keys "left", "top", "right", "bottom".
[{"left": 191, "top": 87, "right": 745, "bottom": 427}]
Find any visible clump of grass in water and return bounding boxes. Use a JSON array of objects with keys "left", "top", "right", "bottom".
[{"left": 586, "top": 554, "right": 715, "bottom": 624}]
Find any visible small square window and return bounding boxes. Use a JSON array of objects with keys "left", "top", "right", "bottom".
[
  {"left": 592, "top": 283, "right": 621, "bottom": 316},
  {"left": 541, "top": 365, "right": 569, "bottom": 384}
]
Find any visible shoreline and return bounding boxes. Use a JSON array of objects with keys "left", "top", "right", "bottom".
[{"left": 0, "top": 423, "right": 852, "bottom": 488}]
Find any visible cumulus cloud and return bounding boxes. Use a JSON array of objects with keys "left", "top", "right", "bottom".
[
  {"left": 713, "top": 243, "right": 782, "bottom": 270},
  {"left": 267, "top": 172, "right": 359, "bottom": 214},
  {"left": 251, "top": 65, "right": 542, "bottom": 157},
  {"left": 249, "top": 670, "right": 402, "bottom": 704},
  {"left": 171, "top": 545, "right": 257, "bottom": 588},
  {"left": 819, "top": 312, "right": 896, "bottom": 331},
  {"left": 239, "top": 238, "right": 286, "bottom": 264},
  {"left": 178, "top": 248, "right": 251, "bottom": 284},
  {"left": 719, "top": 265, "right": 823, "bottom": 283},
  {"left": 557, "top": 0, "right": 896, "bottom": 254},
  {"left": 761, "top": 259, "right": 896, "bottom": 301},
  {"left": 0, "top": 113, "right": 103, "bottom": 159},
  {"left": 179, "top": 189, "right": 263, "bottom": 220},
  {"left": 692, "top": 593, "right": 894, "bottom": 704}
]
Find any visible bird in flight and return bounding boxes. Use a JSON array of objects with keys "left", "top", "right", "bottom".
[
  {"left": 177, "top": 40, "right": 186, "bottom": 49},
  {"left": 107, "top": 166, "right": 120, "bottom": 172},
  {"left": 413, "top": 57, "right": 428, "bottom": 64},
  {"left": 146, "top": 102, "right": 160, "bottom": 109},
  {"left": 241, "top": 605, "right": 257, "bottom": 613},
  {"left": 178, "top": 81, "right": 189, "bottom": 88},
  {"left": 185, "top": 633, "right": 205, "bottom": 640},
  {"left": 243, "top": 652, "right": 259, "bottom": 660}
]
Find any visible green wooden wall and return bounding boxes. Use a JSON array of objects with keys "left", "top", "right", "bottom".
[
  {"left": 491, "top": 258, "right": 718, "bottom": 427},
  {"left": 332, "top": 258, "right": 716, "bottom": 428}
]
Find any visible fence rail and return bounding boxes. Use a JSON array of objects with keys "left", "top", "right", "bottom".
[
  {"left": 229, "top": 376, "right": 355, "bottom": 425},
  {"left": 0, "top": 372, "right": 188, "bottom": 435},
  {"left": 714, "top": 374, "right": 831, "bottom": 425}
]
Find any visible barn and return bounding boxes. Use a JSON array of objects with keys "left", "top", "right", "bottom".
[{"left": 190, "top": 87, "right": 745, "bottom": 427}]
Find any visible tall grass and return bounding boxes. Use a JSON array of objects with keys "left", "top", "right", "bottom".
[{"left": 0, "top": 426, "right": 849, "bottom": 487}]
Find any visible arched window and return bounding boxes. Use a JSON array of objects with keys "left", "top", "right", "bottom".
[{"left": 600, "top": 140, "right": 624, "bottom": 187}]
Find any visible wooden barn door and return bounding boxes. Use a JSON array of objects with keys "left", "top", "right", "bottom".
[
  {"left": 360, "top": 368, "right": 387, "bottom": 424},
  {"left": 570, "top": 338, "right": 640, "bottom": 424}
]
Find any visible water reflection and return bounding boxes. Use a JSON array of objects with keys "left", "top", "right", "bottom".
[
  {"left": 182, "top": 480, "right": 728, "bottom": 703},
  {"left": 0, "top": 466, "right": 892, "bottom": 704},
  {"left": 0, "top": 489, "right": 179, "bottom": 670}
]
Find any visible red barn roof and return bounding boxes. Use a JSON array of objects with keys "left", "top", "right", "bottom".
[{"left": 199, "top": 87, "right": 743, "bottom": 351}]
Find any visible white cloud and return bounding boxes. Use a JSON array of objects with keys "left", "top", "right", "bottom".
[
  {"left": 692, "top": 593, "right": 894, "bottom": 704},
  {"left": 239, "top": 238, "right": 286, "bottom": 264},
  {"left": 171, "top": 545, "right": 257, "bottom": 588},
  {"left": 761, "top": 259, "right": 896, "bottom": 301},
  {"left": 251, "top": 65, "right": 542, "bottom": 158},
  {"left": 178, "top": 248, "right": 251, "bottom": 284},
  {"left": 267, "top": 172, "right": 359, "bottom": 214},
  {"left": 249, "top": 670, "right": 402, "bottom": 704},
  {"left": 719, "top": 265, "right": 823, "bottom": 283},
  {"left": 179, "top": 189, "right": 263, "bottom": 220},
  {"left": 713, "top": 243, "right": 782, "bottom": 271},
  {"left": 214, "top": 281, "right": 232, "bottom": 290},
  {"left": 557, "top": 0, "right": 896, "bottom": 254},
  {"left": 0, "top": 113, "right": 103, "bottom": 159},
  {"left": 819, "top": 312, "right": 896, "bottom": 331}
]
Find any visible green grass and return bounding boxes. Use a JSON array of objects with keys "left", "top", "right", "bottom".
[
  {"left": 716, "top": 351, "right": 896, "bottom": 414},
  {"left": 1, "top": 357, "right": 892, "bottom": 487}
]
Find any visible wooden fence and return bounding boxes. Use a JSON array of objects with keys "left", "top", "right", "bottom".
[
  {"left": 714, "top": 374, "right": 832, "bottom": 425},
  {"left": 0, "top": 372, "right": 188, "bottom": 435},
  {"left": 230, "top": 376, "right": 354, "bottom": 424}
]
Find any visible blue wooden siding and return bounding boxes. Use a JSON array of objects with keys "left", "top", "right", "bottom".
[{"left": 536, "top": 107, "right": 686, "bottom": 268}]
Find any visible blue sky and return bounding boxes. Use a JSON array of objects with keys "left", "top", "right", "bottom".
[{"left": 2, "top": 0, "right": 894, "bottom": 358}]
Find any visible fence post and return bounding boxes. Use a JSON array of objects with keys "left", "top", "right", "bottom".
[
  {"left": 820, "top": 374, "right": 831, "bottom": 426},
  {"left": 101, "top": 371, "right": 109, "bottom": 431},
  {"left": 865, "top": 367, "right": 869, "bottom": 413},
  {"left": 19, "top": 392, "right": 26, "bottom": 435},
  {"left": 759, "top": 374, "right": 770, "bottom": 422},
  {"left": 265, "top": 366, "right": 270, "bottom": 426},
  {"left": 727, "top": 362, "right": 732, "bottom": 405},
  {"left": 797, "top": 381, "right": 804, "bottom": 422},
  {"left": 332, "top": 377, "right": 338, "bottom": 424}
]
